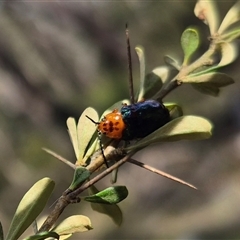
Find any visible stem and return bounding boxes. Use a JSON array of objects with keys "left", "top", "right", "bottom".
[
  {"left": 39, "top": 147, "right": 130, "bottom": 232},
  {"left": 38, "top": 196, "right": 70, "bottom": 232},
  {"left": 86, "top": 140, "right": 121, "bottom": 173},
  {"left": 68, "top": 152, "right": 134, "bottom": 199},
  {"left": 154, "top": 79, "right": 181, "bottom": 101},
  {"left": 156, "top": 42, "right": 218, "bottom": 101}
]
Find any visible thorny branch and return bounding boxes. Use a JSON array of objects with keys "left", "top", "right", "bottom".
[
  {"left": 40, "top": 142, "right": 197, "bottom": 232},
  {"left": 40, "top": 27, "right": 222, "bottom": 234},
  {"left": 39, "top": 148, "right": 132, "bottom": 232}
]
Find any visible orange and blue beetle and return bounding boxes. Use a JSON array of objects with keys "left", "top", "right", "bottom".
[
  {"left": 87, "top": 26, "right": 170, "bottom": 142},
  {"left": 95, "top": 99, "right": 170, "bottom": 141}
]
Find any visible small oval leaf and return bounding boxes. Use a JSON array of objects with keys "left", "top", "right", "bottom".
[
  {"left": 82, "top": 137, "right": 98, "bottom": 163},
  {"left": 68, "top": 167, "right": 90, "bottom": 191},
  {"left": 84, "top": 186, "right": 128, "bottom": 205},
  {"left": 88, "top": 185, "right": 123, "bottom": 226},
  {"left": 52, "top": 215, "right": 92, "bottom": 235},
  {"left": 184, "top": 72, "right": 234, "bottom": 87},
  {"left": 77, "top": 107, "right": 99, "bottom": 164},
  {"left": 181, "top": 28, "right": 200, "bottom": 65},
  {"left": 66, "top": 117, "right": 78, "bottom": 160},
  {"left": 192, "top": 83, "right": 220, "bottom": 96},
  {"left": 126, "top": 116, "right": 213, "bottom": 151},
  {"left": 152, "top": 66, "right": 170, "bottom": 84},
  {"left": 218, "top": 42, "right": 238, "bottom": 67},
  {"left": 164, "top": 103, "right": 183, "bottom": 119},
  {"left": 23, "top": 231, "right": 59, "bottom": 240},
  {"left": 6, "top": 178, "right": 55, "bottom": 240},
  {"left": 141, "top": 72, "right": 164, "bottom": 100}
]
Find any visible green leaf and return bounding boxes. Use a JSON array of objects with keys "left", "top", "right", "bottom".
[
  {"left": 218, "top": 42, "right": 238, "bottom": 67},
  {"left": 84, "top": 186, "right": 128, "bottom": 205},
  {"left": 184, "top": 72, "right": 234, "bottom": 87},
  {"left": 126, "top": 116, "right": 213, "bottom": 151},
  {"left": 77, "top": 107, "right": 99, "bottom": 164},
  {"left": 141, "top": 72, "right": 163, "bottom": 100},
  {"left": 152, "top": 66, "right": 170, "bottom": 84},
  {"left": 68, "top": 167, "right": 90, "bottom": 191},
  {"left": 0, "top": 221, "right": 3, "bottom": 240},
  {"left": 187, "top": 72, "right": 234, "bottom": 96},
  {"left": 67, "top": 107, "right": 99, "bottom": 166},
  {"left": 149, "top": 66, "right": 171, "bottom": 101},
  {"left": 23, "top": 231, "right": 59, "bottom": 240},
  {"left": 164, "top": 103, "right": 183, "bottom": 120},
  {"left": 181, "top": 28, "right": 200, "bottom": 65},
  {"left": 6, "top": 178, "right": 55, "bottom": 240},
  {"left": 81, "top": 137, "right": 98, "bottom": 164},
  {"left": 66, "top": 117, "right": 78, "bottom": 160},
  {"left": 192, "top": 83, "right": 220, "bottom": 97},
  {"left": 88, "top": 185, "right": 123, "bottom": 226},
  {"left": 135, "top": 46, "right": 146, "bottom": 102},
  {"left": 52, "top": 215, "right": 92, "bottom": 235}
]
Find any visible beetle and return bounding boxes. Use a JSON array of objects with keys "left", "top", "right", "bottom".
[{"left": 94, "top": 100, "right": 169, "bottom": 141}]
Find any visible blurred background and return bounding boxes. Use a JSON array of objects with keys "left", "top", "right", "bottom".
[{"left": 0, "top": 0, "right": 240, "bottom": 239}]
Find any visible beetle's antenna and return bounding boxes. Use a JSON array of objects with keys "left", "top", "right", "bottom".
[
  {"left": 85, "top": 115, "right": 109, "bottom": 168},
  {"left": 85, "top": 115, "right": 99, "bottom": 124},
  {"left": 126, "top": 23, "right": 134, "bottom": 104},
  {"left": 98, "top": 135, "right": 109, "bottom": 168}
]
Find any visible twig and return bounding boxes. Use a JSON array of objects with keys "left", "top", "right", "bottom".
[
  {"left": 42, "top": 148, "right": 76, "bottom": 170},
  {"left": 38, "top": 195, "right": 70, "bottom": 233},
  {"left": 155, "top": 42, "right": 217, "bottom": 101},
  {"left": 128, "top": 158, "right": 197, "bottom": 190},
  {"left": 39, "top": 148, "right": 130, "bottom": 232},
  {"left": 69, "top": 152, "right": 132, "bottom": 198},
  {"left": 155, "top": 79, "right": 182, "bottom": 101}
]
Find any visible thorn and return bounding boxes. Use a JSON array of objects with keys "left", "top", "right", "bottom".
[{"left": 125, "top": 23, "right": 134, "bottom": 104}]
